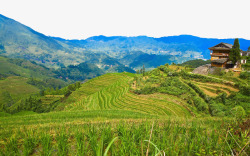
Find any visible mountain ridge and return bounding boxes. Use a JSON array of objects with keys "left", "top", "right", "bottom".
[{"left": 1, "top": 13, "right": 250, "bottom": 70}]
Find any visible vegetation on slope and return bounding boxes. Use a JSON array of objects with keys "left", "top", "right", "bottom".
[
  {"left": 0, "top": 77, "right": 40, "bottom": 111},
  {"left": 54, "top": 62, "right": 104, "bottom": 81},
  {"left": 132, "top": 64, "right": 249, "bottom": 117},
  {"left": 178, "top": 59, "right": 211, "bottom": 68}
]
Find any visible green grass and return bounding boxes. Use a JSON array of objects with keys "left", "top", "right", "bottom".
[
  {"left": 0, "top": 112, "right": 11, "bottom": 117},
  {"left": 12, "top": 111, "right": 38, "bottom": 116},
  {"left": 0, "top": 112, "right": 247, "bottom": 155}
]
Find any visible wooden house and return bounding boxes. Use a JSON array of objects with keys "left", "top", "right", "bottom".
[{"left": 209, "top": 43, "right": 234, "bottom": 68}]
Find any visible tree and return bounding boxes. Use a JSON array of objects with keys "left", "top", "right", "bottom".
[
  {"left": 229, "top": 38, "right": 241, "bottom": 64},
  {"left": 248, "top": 46, "right": 250, "bottom": 51},
  {"left": 142, "top": 65, "right": 146, "bottom": 76}
]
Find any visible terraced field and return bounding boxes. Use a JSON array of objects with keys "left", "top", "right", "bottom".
[
  {"left": 41, "top": 95, "right": 64, "bottom": 105},
  {"left": 65, "top": 73, "right": 192, "bottom": 117},
  {"left": 191, "top": 80, "right": 239, "bottom": 97}
]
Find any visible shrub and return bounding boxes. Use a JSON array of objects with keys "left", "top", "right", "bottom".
[
  {"left": 239, "top": 71, "right": 250, "bottom": 79},
  {"left": 230, "top": 106, "right": 246, "bottom": 119},
  {"left": 193, "top": 96, "right": 208, "bottom": 112},
  {"left": 210, "top": 103, "right": 226, "bottom": 117},
  {"left": 239, "top": 85, "right": 250, "bottom": 96}
]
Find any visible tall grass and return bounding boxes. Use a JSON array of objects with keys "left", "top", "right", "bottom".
[
  {"left": 56, "top": 132, "right": 68, "bottom": 156},
  {"left": 0, "top": 118, "right": 248, "bottom": 155},
  {"left": 40, "top": 133, "right": 52, "bottom": 156},
  {"left": 23, "top": 134, "right": 36, "bottom": 156}
]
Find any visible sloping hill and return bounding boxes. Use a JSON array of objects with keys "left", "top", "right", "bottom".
[
  {"left": 57, "top": 73, "right": 192, "bottom": 117},
  {"left": 0, "top": 56, "right": 55, "bottom": 78},
  {"left": 0, "top": 76, "right": 40, "bottom": 110}
]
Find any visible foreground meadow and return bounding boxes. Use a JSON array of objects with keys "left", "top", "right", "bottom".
[{"left": 0, "top": 110, "right": 249, "bottom": 155}]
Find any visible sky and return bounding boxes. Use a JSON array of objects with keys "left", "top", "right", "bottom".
[{"left": 0, "top": 0, "right": 249, "bottom": 40}]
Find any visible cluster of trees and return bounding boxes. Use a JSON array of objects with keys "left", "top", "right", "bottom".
[
  {"left": 54, "top": 62, "right": 104, "bottom": 81},
  {"left": 18, "top": 96, "right": 44, "bottom": 113},
  {"left": 1, "top": 93, "right": 45, "bottom": 114},
  {"left": 136, "top": 65, "right": 146, "bottom": 76},
  {"left": 40, "top": 81, "right": 81, "bottom": 97}
]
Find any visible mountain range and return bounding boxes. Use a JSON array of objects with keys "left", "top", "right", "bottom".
[{"left": 1, "top": 14, "right": 250, "bottom": 70}]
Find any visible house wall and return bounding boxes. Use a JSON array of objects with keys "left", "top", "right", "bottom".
[
  {"left": 211, "top": 56, "right": 228, "bottom": 60},
  {"left": 211, "top": 57, "right": 219, "bottom": 60},
  {"left": 212, "top": 50, "right": 230, "bottom": 53},
  {"left": 241, "top": 59, "right": 247, "bottom": 64}
]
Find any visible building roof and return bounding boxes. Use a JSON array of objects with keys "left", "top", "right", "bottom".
[
  {"left": 222, "top": 43, "right": 233, "bottom": 49},
  {"left": 208, "top": 42, "right": 233, "bottom": 50},
  {"left": 211, "top": 58, "right": 228, "bottom": 64}
]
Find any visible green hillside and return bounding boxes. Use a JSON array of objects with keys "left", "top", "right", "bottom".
[
  {"left": 6, "top": 64, "right": 248, "bottom": 117},
  {"left": 0, "top": 76, "right": 40, "bottom": 109},
  {"left": 0, "top": 56, "right": 69, "bottom": 112},
  {"left": 0, "top": 65, "right": 249, "bottom": 155},
  {"left": 0, "top": 56, "right": 57, "bottom": 79},
  {"left": 60, "top": 73, "right": 192, "bottom": 117}
]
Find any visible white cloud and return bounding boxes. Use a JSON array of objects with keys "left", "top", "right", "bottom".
[{"left": 0, "top": 0, "right": 249, "bottom": 39}]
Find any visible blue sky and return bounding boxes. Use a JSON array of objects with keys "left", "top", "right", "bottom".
[{"left": 0, "top": 0, "right": 249, "bottom": 39}]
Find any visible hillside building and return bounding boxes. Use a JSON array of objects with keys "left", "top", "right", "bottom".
[{"left": 209, "top": 42, "right": 248, "bottom": 68}]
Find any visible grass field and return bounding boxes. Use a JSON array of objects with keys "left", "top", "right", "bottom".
[{"left": 0, "top": 111, "right": 248, "bottom": 155}]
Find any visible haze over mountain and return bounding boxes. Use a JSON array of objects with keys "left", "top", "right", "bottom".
[{"left": 1, "top": 14, "right": 250, "bottom": 70}]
